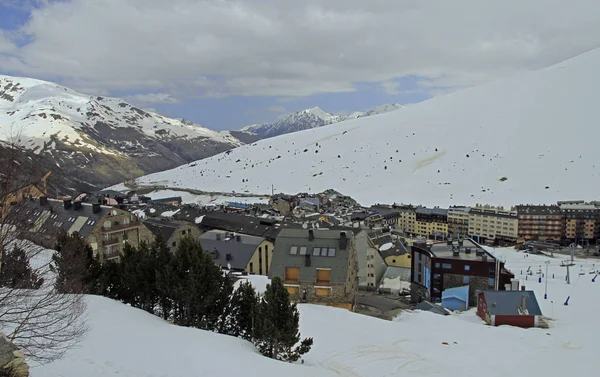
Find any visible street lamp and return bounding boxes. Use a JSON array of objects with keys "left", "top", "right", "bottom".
[{"left": 544, "top": 260, "right": 550, "bottom": 299}]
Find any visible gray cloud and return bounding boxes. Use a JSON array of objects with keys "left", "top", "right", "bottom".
[
  {"left": 124, "top": 93, "right": 179, "bottom": 105},
  {"left": 1, "top": 0, "right": 599, "bottom": 98}
]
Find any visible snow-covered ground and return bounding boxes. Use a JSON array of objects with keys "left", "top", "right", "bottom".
[
  {"left": 144, "top": 189, "right": 270, "bottom": 206},
  {"left": 132, "top": 48, "right": 600, "bottom": 207},
  {"left": 33, "top": 247, "right": 599, "bottom": 377}
]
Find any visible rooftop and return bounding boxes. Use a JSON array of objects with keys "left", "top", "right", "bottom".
[
  {"left": 427, "top": 239, "right": 494, "bottom": 261},
  {"left": 515, "top": 205, "right": 561, "bottom": 216},
  {"left": 143, "top": 219, "right": 189, "bottom": 241},
  {"left": 198, "top": 230, "right": 265, "bottom": 270},
  {"left": 415, "top": 207, "right": 448, "bottom": 216},
  {"left": 481, "top": 290, "right": 542, "bottom": 316}
]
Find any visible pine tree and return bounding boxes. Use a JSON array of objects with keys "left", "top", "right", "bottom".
[
  {"left": 96, "top": 259, "right": 123, "bottom": 299},
  {"left": 52, "top": 231, "right": 100, "bottom": 293},
  {"left": 253, "top": 276, "right": 313, "bottom": 362},
  {"left": 220, "top": 281, "right": 260, "bottom": 340},
  {"left": 0, "top": 246, "right": 43, "bottom": 289},
  {"left": 153, "top": 234, "right": 173, "bottom": 320}
]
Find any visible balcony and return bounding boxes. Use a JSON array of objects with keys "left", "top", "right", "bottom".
[
  {"left": 103, "top": 251, "right": 121, "bottom": 260},
  {"left": 102, "top": 222, "right": 140, "bottom": 234},
  {"left": 102, "top": 237, "right": 120, "bottom": 246}
]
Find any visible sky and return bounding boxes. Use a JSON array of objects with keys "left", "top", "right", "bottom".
[{"left": 1, "top": 0, "right": 600, "bottom": 131}]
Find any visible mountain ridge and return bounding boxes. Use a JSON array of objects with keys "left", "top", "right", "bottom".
[
  {"left": 0, "top": 74, "right": 247, "bottom": 192},
  {"left": 241, "top": 104, "right": 405, "bottom": 139}
]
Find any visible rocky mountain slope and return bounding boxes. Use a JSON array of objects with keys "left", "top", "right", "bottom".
[
  {"left": 0, "top": 75, "right": 247, "bottom": 193},
  {"left": 241, "top": 104, "right": 404, "bottom": 139},
  {"left": 129, "top": 48, "right": 600, "bottom": 207}
]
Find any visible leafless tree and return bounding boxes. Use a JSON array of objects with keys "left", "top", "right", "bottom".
[{"left": 0, "top": 135, "right": 88, "bottom": 365}]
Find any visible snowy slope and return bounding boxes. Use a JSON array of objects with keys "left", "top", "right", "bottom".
[
  {"left": 133, "top": 49, "right": 600, "bottom": 207},
  {"left": 34, "top": 248, "right": 599, "bottom": 377},
  {"left": 241, "top": 104, "right": 404, "bottom": 139},
  {"left": 0, "top": 75, "right": 244, "bottom": 190}
]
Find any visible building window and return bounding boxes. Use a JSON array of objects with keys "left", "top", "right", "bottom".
[
  {"left": 285, "top": 267, "right": 300, "bottom": 284},
  {"left": 313, "top": 247, "right": 321, "bottom": 256},
  {"left": 316, "top": 268, "right": 331, "bottom": 285},
  {"left": 315, "top": 288, "right": 330, "bottom": 297},
  {"left": 464, "top": 265, "right": 470, "bottom": 271},
  {"left": 249, "top": 262, "right": 254, "bottom": 273},
  {"left": 328, "top": 248, "right": 336, "bottom": 257},
  {"left": 435, "top": 263, "right": 440, "bottom": 268},
  {"left": 463, "top": 276, "right": 470, "bottom": 283},
  {"left": 392, "top": 259, "right": 396, "bottom": 264},
  {"left": 488, "top": 278, "right": 495, "bottom": 286},
  {"left": 104, "top": 220, "right": 111, "bottom": 228},
  {"left": 442, "top": 263, "right": 452, "bottom": 269},
  {"left": 287, "top": 286, "right": 298, "bottom": 295},
  {"left": 290, "top": 246, "right": 298, "bottom": 255},
  {"left": 265, "top": 245, "right": 269, "bottom": 275},
  {"left": 299, "top": 246, "right": 308, "bottom": 255}
]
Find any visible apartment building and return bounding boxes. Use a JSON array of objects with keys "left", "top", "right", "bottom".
[
  {"left": 415, "top": 207, "right": 448, "bottom": 238},
  {"left": 468, "top": 205, "right": 518, "bottom": 244},
  {"left": 269, "top": 229, "right": 359, "bottom": 310},
  {"left": 515, "top": 205, "right": 562, "bottom": 241},
  {"left": 447, "top": 206, "right": 470, "bottom": 237},
  {"left": 393, "top": 204, "right": 417, "bottom": 235},
  {"left": 559, "top": 202, "right": 599, "bottom": 242}
]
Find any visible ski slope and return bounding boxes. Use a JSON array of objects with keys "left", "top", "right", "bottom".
[
  {"left": 131, "top": 48, "right": 600, "bottom": 207},
  {"left": 33, "top": 248, "right": 599, "bottom": 377}
]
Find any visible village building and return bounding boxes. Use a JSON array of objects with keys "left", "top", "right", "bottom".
[
  {"left": 142, "top": 218, "right": 202, "bottom": 252},
  {"left": 18, "top": 197, "right": 154, "bottom": 262},
  {"left": 269, "top": 229, "right": 359, "bottom": 310},
  {"left": 199, "top": 230, "right": 273, "bottom": 275},
  {"left": 414, "top": 207, "right": 448, "bottom": 239},
  {"left": 369, "top": 205, "right": 402, "bottom": 228},
  {"left": 410, "top": 238, "right": 514, "bottom": 306},
  {"left": 199, "top": 211, "right": 299, "bottom": 242},
  {"left": 515, "top": 205, "right": 562, "bottom": 241},
  {"left": 447, "top": 206, "right": 470, "bottom": 237},
  {"left": 468, "top": 205, "right": 518, "bottom": 245},
  {"left": 476, "top": 290, "right": 544, "bottom": 328},
  {"left": 392, "top": 204, "right": 417, "bottom": 235},
  {"left": 558, "top": 202, "right": 599, "bottom": 243}
]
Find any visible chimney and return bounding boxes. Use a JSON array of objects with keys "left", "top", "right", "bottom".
[
  {"left": 521, "top": 285, "right": 526, "bottom": 291},
  {"left": 73, "top": 201, "right": 82, "bottom": 210},
  {"left": 465, "top": 247, "right": 472, "bottom": 254},
  {"left": 226, "top": 253, "right": 232, "bottom": 261},
  {"left": 308, "top": 229, "right": 315, "bottom": 241},
  {"left": 511, "top": 278, "right": 519, "bottom": 291},
  {"left": 520, "top": 295, "right": 527, "bottom": 312},
  {"left": 63, "top": 199, "right": 72, "bottom": 210},
  {"left": 340, "top": 231, "right": 348, "bottom": 249},
  {"left": 92, "top": 203, "right": 101, "bottom": 214},
  {"left": 236, "top": 234, "right": 241, "bottom": 242},
  {"left": 39, "top": 196, "right": 48, "bottom": 206}
]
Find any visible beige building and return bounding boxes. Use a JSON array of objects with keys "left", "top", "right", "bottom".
[
  {"left": 415, "top": 207, "right": 448, "bottom": 238},
  {"left": 559, "top": 203, "right": 599, "bottom": 241},
  {"left": 468, "top": 205, "right": 518, "bottom": 243},
  {"left": 447, "top": 206, "right": 470, "bottom": 237},
  {"left": 21, "top": 197, "right": 154, "bottom": 262},
  {"left": 199, "top": 230, "right": 274, "bottom": 275},
  {"left": 143, "top": 219, "right": 202, "bottom": 252},
  {"left": 394, "top": 204, "right": 417, "bottom": 234}
]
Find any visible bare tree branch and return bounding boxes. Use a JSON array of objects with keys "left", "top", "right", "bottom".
[{"left": 0, "top": 134, "right": 88, "bottom": 365}]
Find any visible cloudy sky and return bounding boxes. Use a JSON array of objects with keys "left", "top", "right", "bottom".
[{"left": 1, "top": 0, "right": 599, "bottom": 130}]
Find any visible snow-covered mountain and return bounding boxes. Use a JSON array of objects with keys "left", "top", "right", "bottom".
[
  {"left": 0, "top": 75, "right": 246, "bottom": 191},
  {"left": 241, "top": 104, "right": 404, "bottom": 139},
  {"left": 129, "top": 48, "right": 600, "bottom": 207}
]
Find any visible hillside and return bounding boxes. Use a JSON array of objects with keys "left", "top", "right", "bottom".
[
  {"left": 0, "top": 75, "right": 246, "bottom": 192},
  {"left": 241, "top": 104, "right": 404, "bottom": 139},
  {"left": 129, "top": 49, "right": 600, "bottom": 207},
  {"left": 34, "top": 248, "right": 599, "bottom": 376}
]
